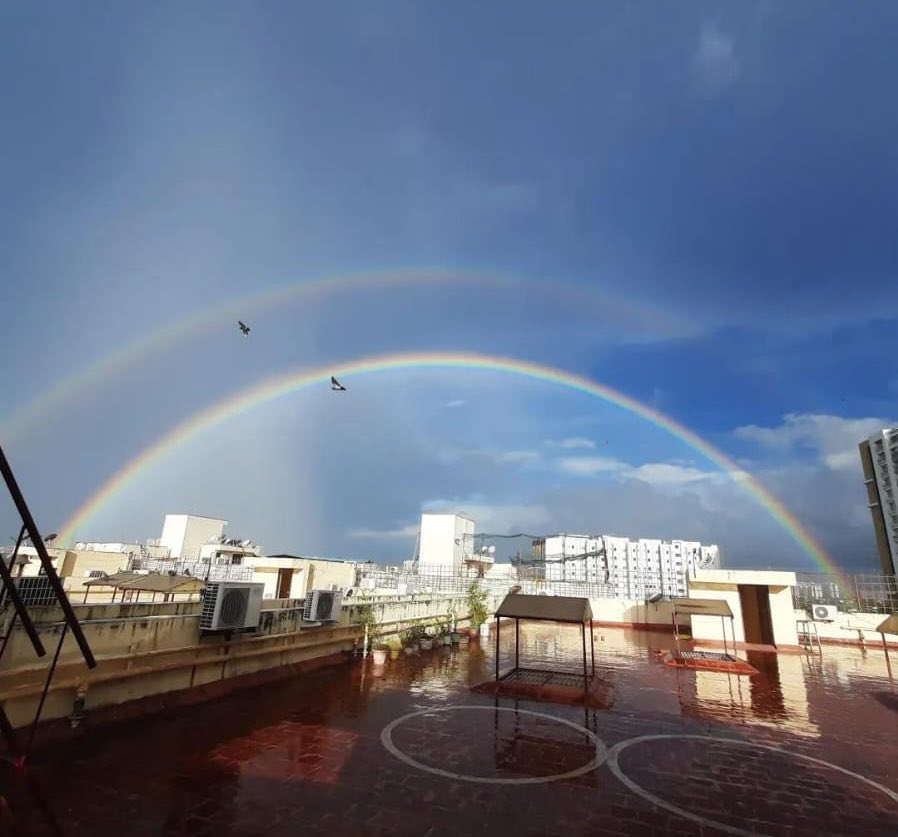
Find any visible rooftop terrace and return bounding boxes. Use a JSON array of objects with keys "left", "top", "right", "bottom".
[{"left": 3, "top": 623, "right": 897, "bottom": 836}]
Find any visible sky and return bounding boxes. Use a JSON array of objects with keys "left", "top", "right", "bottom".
[{"left": 1, "top": 2, "right": 896, "bottom": 572}]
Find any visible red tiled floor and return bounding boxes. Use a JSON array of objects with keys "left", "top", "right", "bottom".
[{"left": 3, "top": 623, "right": 897, "bottom": 836}]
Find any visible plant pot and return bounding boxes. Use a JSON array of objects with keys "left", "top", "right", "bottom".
[
  {"left": 418, "top": 638, "right": 433, "bottom": 651},
  {"left": 403, "top": 645, "right": 418, "bottom": 656},
  {"left": 371, "top": 648, "right": 387, "bottom": 665},
  {"left": 389, "top": 646, "right": 401, "bottom": 660},
  {"left": 450, "top": 632, "right": 461, "bottom": 645},
  {"left": 442, "top": 635, "right": 452, "bottom": 646}
]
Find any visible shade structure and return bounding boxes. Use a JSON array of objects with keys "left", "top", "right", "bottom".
[
  {"left": 492, "top": 594, "right": 595, "bottom": 702},
  {"left": 82, "top": 571, "right": 205, "bottom": 601},
  {"left": 671, "top": 596, "right": 737, "bottom": 660},
  {"left": 671, "top": 597, "right": 733, "bottom": 618},
  {"left": 494, "top": 593, "right": 592, "bottom": 624}
]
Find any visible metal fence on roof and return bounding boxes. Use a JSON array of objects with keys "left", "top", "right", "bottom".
[{"left": 792, "top": 572, "right": 898, "bottom": 615}]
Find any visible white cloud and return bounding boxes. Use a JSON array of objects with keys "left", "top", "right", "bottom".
[
  {"left": 626, "top": 462, "right": 712, "bottom": 486},
  {"left": 446, "top": 399, "right": 466, "bottom": 408},
  {"left": 558, "top": 456, "right": 626, "bottom": 475},
  {"left": 545, "top": 437, "right": 596, "bottom": 449},
  {"left": 498, "top": 450, "right": 541, "bottom": 463},
  {"left": 734, "top": 413, "right": 893, "bottom": 472},
  {"left": 693, "top": 22, "right": 739, "bottom": 93}
]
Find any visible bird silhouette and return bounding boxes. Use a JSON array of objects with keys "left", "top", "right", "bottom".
[
  {"left": 331, "top": 376, "right": 346, "bottom": 391},
  {"left": 238, "top": 321, "right": 250, "bottom": 336}
]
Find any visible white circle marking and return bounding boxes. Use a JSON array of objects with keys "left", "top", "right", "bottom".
[
  {"left": 381, "top": 705, "right": 606, "bottom": 785},
  {"left": 607, "top": 734, "right": 898, "bottom": 837}
]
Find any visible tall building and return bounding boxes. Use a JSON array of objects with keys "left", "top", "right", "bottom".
[
  {"left": 859, "top": 428, "right": 898, "bottom": 576},
  {"left": 416, "top": 513, "right": 492, "bottom": 574},
  {"left": 529, "top": 534, "right": 720, "bottom": 599}
]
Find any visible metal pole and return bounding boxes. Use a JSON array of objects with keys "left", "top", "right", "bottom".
[
  {"left": 0, "top": 524, "right": 45, "bottom": 658},
  {"left": 581, "top": 622, "right": 588, "bottom": 692},
  {"left": 0, "top": 446, "right": 96, "bottom": 668},
  {"left": 515, "top": 618, "right": 520, "bottom": 671},
  {"left": 722, "top": 616, "right": 728, "bottom": 658},
  {"left": 28, "top": 623, "right": 69, "bottom": 750},
  {"left": 673, "top": 607, "right": 680, "bottom": 655},
  {"left": 495, "top": 615, "right": 500, "bottom": 681},
  {"left": 590, "top": 620, "right": 595, "bottom": 676},
  {"left": 883, "top": 632, "right": 893, "bottom": 684}
]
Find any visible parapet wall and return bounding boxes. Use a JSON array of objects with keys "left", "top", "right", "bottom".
[{"left": 0, "top": 592, "right": 491, "bottom": 733}]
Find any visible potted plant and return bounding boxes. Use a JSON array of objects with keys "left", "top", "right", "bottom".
[
  {"left": 466, "top": 581, "right": 490, "bottom": 641},
  {"left": 419, "top": 630, "right": 434, "bottom": 652},
  {"left": 371, "top": 641, "right": 389, "bottom": 665},
  {"left": 387, "top": 636, "right": 402, "bottom": 660},
  {"left": 355, "top": 602, "right": 380, "bottom": 658},
  {"left": 401, "top": 626, "right": 419, "bottom": 655},
  {"left": 440, "top": 617, "right": 453, "bottom": 646}
]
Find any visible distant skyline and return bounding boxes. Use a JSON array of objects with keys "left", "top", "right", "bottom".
[{"left": 2, "top": 2, "right": 896, "bottom": 571}]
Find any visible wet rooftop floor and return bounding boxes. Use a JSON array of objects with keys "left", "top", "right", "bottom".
[{"left": 4, "top": 624, "right": 898, "bottom": 836}]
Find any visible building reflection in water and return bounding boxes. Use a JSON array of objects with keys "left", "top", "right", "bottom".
[{"left": 678, "top": 651, "right": 820, "bottom": 738}]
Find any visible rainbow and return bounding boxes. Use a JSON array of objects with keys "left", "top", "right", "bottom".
[
  {"left": 0, "top": 267, "right": 689, "bottom": 446},
  {"left": 56, "top": 351, "right": 846, "bottom": 583}
]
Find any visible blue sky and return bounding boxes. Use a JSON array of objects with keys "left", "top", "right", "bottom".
[{"left": 1, "top": 2, "right": 896, "bottom": 571}]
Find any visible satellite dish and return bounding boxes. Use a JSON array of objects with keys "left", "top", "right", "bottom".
[{"left": 488, "top": 546, "right": 496, "bottom": 555}]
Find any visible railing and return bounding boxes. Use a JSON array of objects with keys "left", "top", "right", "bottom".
[
  {"left": 792, "top": 573, "right": 898, "bottom": 615},
  {"left": 138, "top": 558, "right": 253, "bottom": 582}
]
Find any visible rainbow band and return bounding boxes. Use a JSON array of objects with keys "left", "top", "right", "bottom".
[
  {"left": 0, "top": 268, "right": 688, "bottom": 446},
  {"left": 56, "top": 350, "right": 844, "bottom": 584}
]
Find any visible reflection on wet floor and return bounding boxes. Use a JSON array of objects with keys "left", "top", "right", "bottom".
[{"left": 5, "top": 623, "right": 897, "bottom": 836}]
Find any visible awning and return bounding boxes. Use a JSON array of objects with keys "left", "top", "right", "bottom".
[
  {"left": 875, "top": 614, "right": 898, "bottom": 635},
  {"left": 672, "top": 597, "right": 733, "bottom": 618},
  {"left": 495, "top": 593, "right": 592, "bottom": 624},
  {"left": 83, "top": 572, "right": 205, "bottom": 594}
]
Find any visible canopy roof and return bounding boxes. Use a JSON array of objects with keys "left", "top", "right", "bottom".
[
  {"left": 495, "top": 593, "right": 592, "bottom": 624},
  {"left": 672, "top": 597, "right": 733, "bottom": 619},
  {"left": 84, "top": 571, "right": 204, "bottom": 594},
  {"left": 875, "top": 614, "right": 898, "bottom": 635}
]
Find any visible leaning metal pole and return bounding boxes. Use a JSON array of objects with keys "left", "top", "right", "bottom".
[{"left": 0, "top": 445, "right": 96, "bottom": 669}]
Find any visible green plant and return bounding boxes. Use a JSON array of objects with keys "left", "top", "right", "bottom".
[
  {"left": 355, "top": 601, "right": 381, "bottom": 651},
  {"left": 466, "top": 582, "right": 489, "bottom": 631}
]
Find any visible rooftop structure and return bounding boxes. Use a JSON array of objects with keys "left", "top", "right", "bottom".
[
  {"left": 6, "top": 622, "right": 897, "bottom": 835},
  {"left": 860, "top": 427, "right": 898, "bottom": 576}
]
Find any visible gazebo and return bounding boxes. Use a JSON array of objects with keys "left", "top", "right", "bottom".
[
  {"left": 82, "top": 572, "right": 205, "bottom": 603},
  {"left": 671, "top": 597, "right": 738, "bottom": 658},
  {"left": 492, "top": 593, "right": 595, "bottom": 696}
]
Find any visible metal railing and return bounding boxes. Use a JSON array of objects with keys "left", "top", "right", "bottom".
[{"left": 792, "top": 573, "right": 898, "bottom": 615}]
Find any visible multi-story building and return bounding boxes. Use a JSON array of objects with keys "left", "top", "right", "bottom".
[
  {"left": 529, "top": 534, "right": 720, "bottom": 599},
  {"left": 859, "top": 428, "right": 898, "bottom": 576},
  {"left": 415, "top": 513, "right": 493, "bottom": 575}
]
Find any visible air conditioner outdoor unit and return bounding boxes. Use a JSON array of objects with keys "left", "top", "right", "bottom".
[
  {"left": 810, "top": 604, "right": 839, "bottom": 622},
  {"left": 200, "top": 581, "right": 264, "bottom": 631},
  {"left": 303, "top": 589, "right": 342, "bottom": 623}
]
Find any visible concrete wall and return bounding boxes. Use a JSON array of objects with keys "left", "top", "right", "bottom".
[
  {"left": 687, "top": 569, "right": 799, "bottom": 648},
  {"left": 0, "top": 591, "right": 485, "bottom": 730}
]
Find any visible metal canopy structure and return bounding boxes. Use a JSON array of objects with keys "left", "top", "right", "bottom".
[
  {"left": 83, "top": 571, "right": 205, "bottom": 602},
  {"left": 493, "top": 593, "right": 595, "bottom": 696},
  {"left": 875, "top": 614, "right": 897, "bottom": 681},
  {"left": 671, "top": 596, "right": 737, "bottom": 659}
]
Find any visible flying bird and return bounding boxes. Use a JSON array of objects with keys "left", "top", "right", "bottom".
[
  {"left": 238, "top": 321, "right": 251, "bottom": 336},
  {"left": 331, "top": 376, "right": 346, "bottom": 391}
]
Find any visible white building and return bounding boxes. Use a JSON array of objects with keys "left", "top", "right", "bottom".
[
  {"left": 159, "top": 514, "right": 227, "bottom": 561},
  {"left": 416, "top": 513, "right": 494, "bottom": 576},
  {"left": 530, "top": 534, "right": 720, "bottom": 599},
  {"left": 859, "top": 427, "right": 898, "bottom": 576}
]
